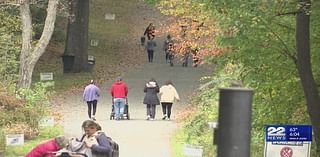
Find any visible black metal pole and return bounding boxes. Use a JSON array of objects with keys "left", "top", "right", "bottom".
[{"left": 217, "top": 87, "right": 254, "bottom": 157}]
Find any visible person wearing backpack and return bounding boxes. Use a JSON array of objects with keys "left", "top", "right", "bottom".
[{"left": 81, "top": 120, "right": 116, "bottom": 157}]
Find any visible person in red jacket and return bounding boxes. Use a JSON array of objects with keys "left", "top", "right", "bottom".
[
  {"left": 25, "top": 135, "right": 69, "bottom": 157},
  {"left": 110, "top": 76, "right": 128, "bottom": 120}
]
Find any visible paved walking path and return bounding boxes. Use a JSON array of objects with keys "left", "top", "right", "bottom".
[
  {"left": 59, "top": 41, "right": 211, "bottom": 157},
  {"left": 57, "top": 2, "right": 212, "bottom": 157}
]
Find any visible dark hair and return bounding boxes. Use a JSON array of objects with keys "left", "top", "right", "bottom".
[
  {"left": 165, "top": 80, "right": 173, "bottom": 86},
  {"left": 149, "top": 78, "right": 156, "bottom": 82}
]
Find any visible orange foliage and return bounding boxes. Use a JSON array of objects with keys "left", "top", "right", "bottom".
[{"left": 158, "top": 17, "right": 224, "bottom": 63}]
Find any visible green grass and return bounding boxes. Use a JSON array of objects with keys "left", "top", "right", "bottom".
[
  {"left": 171, "top": 128, "right": 185, "bottom": 157},
  {"left": 5, "top": 125, "right": 63, "bottom": 156}
]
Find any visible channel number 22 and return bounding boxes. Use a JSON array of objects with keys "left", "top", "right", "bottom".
[{"left": 268, "top": 127, "right": 286, "bottom": 136}]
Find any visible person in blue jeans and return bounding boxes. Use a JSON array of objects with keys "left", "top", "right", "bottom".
[{"left": 110, "top": 76, "right": 128, "bottom": 120}]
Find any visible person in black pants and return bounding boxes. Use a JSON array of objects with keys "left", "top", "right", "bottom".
[
  {"left": 159, "top": 80, "right": 180, "bottom": 120},
  {"left": 145, "top": 38, "right": 157, "bottom": 62},
  {"left": 83, "top": 80, "right": 100, "bottom": 120}
]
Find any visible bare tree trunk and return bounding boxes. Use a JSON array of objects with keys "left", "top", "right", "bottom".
[
  {"left": 17, "top": 0, "right": 58, "bottom": 89},
  {"left": 64, "top": 0, "right": 89, "bottom": 73},
  {"left": 18, "top": 1, "right": 33, "bottom": 89},
  {"left": 296, "top": 0, "right": 320, "bottom": 152}
]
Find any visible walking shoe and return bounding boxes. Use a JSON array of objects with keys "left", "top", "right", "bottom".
[
  {"left": 150, "top": 118, "right": 154, "bottom": 121},
  {"left": 162, "top": 115, "right": 167, "bottom": 120},
  {"left": 146, "top": 115, "right": 150, "bottom": 120},
  {"left": 166, "top": 118, "right": 171, "bottom": 121},
  {"left": 91, "top": 116, "right": 96, "bottom": 121}
]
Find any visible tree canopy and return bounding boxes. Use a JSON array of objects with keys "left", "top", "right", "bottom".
[{"left": 150, "top": 0, "right": 320, "bottom": 155}]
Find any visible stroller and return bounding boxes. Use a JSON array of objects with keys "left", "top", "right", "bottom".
[{"left": 110, "top": 98, "right": 130, "bottom": 120}]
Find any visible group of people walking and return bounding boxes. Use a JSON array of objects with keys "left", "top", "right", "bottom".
[
  {"left": 83, "top": 77, "right": 128, "bottom": 121},
  {"left": 83, "top": 76, "right": 180, "bottom": 121},
  {"left": 143, "top": 78, "right": 180, "bottom": 121},
  {"left": 143, "top": 23, "right": 200, "bottom": 67}
]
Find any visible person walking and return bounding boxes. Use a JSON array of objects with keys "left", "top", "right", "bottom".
[
  {"left": 145, "top": 37, "right": 157, "bottom": 62},
  {"left": 159, "top": 80, "right": 180, "bottom": 120},
  {"left": 110, "top": 76, "right": 128, "bottom": 120},
  {"left": 143, "top": 23, "right": 155, "bottom": 40},
  {"left": 163, "top": 34, "right": 173, "bottom": 63},
  {"left": 192, "top": 48, "right": 200, "bottom": 67},
  {"left": 143, "top": 78, "right": 160, "bottom": 120},
  {"left": 83, "top": 80, "right": 101, "bottom": 121}
]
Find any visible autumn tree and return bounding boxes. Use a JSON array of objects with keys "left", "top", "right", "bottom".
[{"left": 152, "top": 0, "right": 320, "bottom": 155}]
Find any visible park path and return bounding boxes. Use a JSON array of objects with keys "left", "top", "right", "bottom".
[{"left": 56, "top": 1, "right": 212, "bottom": 157}]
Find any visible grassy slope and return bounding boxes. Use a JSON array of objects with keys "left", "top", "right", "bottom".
[{"left": 33, "top": 0, "right": 141, "bottom": 91}]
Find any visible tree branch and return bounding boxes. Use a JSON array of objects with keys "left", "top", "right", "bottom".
[
  {"left": 268, "top": 28, "right": 297, "bottom": 63},
  {"left": 275, "top": 11, "right": 302, "bottom": 16}
]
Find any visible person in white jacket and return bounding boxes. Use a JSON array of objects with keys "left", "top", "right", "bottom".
[{"left": 159, "top": 80, "right": 180, "bottom": 120}]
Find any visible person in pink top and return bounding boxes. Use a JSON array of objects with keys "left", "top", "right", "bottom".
[
  {"left": 25, "top": 135, "right": 69, "bottom": 157},
  {"left": 110, "top": 76, "right": 128, "bottom": 120}
]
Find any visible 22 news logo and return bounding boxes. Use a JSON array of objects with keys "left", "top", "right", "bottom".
[{"left": 267, "top": 126, "right": 286, "bottom": 136}]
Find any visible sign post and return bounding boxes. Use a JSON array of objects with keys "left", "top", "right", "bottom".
[{"left": 264, "top": 125, "right": 312, "bottom": 157}]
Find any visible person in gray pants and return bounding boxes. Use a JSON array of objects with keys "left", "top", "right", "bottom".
[{"left": 143, "top": 78, "right": 160, "bottom": 120}]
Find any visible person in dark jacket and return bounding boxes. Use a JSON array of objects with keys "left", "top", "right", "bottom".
[
  {"left": 143, "top": 23, "right": 155, "bottom": 40},
  {"left": 110, "top": 76, "right": 128, "bottom": 120},
  {"left": 81, "top": 120, "right": 112, "bottom": 156},
  {"left": 143, "top": 78, "right": 160, "bottom": 120},
  {"left": 145, "top": 38, "right": 157, "bottom": 63}
]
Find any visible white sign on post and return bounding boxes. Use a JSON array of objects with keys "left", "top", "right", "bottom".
[
  {"left": 105, "top": 13, "right": 115, "bottom": 20},
  {"left": 40, "top": 72, "right": 53, "bottom": 81},
  {"left": 265, "top": 125, "right": 312, "bottom": 157},
  {"left": 264, "top": 141, "right": 311, "bottom": 157},
  {"left": 90, "top": 39, "right": 99, "bottom": 47},
  {"left": 6, "top": 134, "right": 24, "bottom": 145},
  {"left": 183, "top": 144, "right": 203, "bottom": 157}
]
